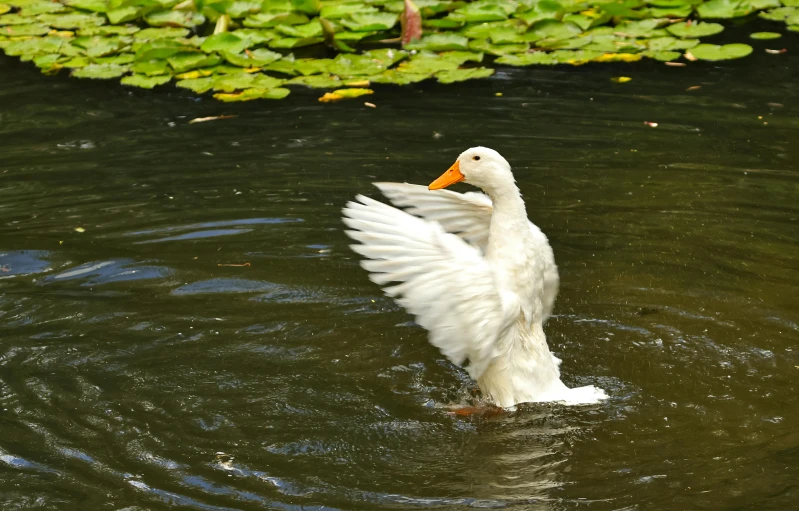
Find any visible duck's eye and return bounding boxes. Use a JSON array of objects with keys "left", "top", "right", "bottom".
[{"left": 473, "top": 156, "right": 481, "bottom": 161}]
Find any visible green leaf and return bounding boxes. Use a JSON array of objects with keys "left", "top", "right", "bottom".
[
  {"left": 0, "top": 22, "right": 49, "bottom": 35},
  {"left": 319, "top": 3, "right": 376, "bottom": 18},
  {"left": 224, "top": 1, "right": 262, "bottom": 18},
  {"left": 72, "top": 63, "right": 129, "bottom": 78},
  {"left": 268, "top": 35, "right": 322, "bottom": 47},
  {"left": 135, "top": 39, "right": 193, "bottom": 60},
  {"left": 134, "top": 27, "right": 190, "bottom": 40},
  {"left": 212, "top": 71, "right": 283, "bottom": 91},
  {"left": 758, "top": 6, "right": 797, "bottom": 19},
  {"left": 318, "top": 87, "right": 373, "bottom": 101},
  {"left": 37, "top": 12, "right": 107, "bottom": 28},
  {"left": 72, "top": 35, "right": 131, "bottom": 57},
  {"left": 451, "top": 2, "right": 509, "bottom": 22},
  {"left": 63, "top": 0, "right": 108, "bottom": 12},
  {"left": 78, "top": 25, "right": 140, "bottom": 36},
  {"left": 233, "top": 28, "right": 278, "bottom": 44},
  {"left": 696, "top": 0, "right": 752, "bottom": 17},
  {"left": 61, "top": 56, "right": 92, "bottom": 67},
  {"left": 274, "top": 20, "right": 322, "bottom": 37},
  {"left": 20, "top": 1, "right": 70, "bottom": 15},
  {"left": 168, "top": 52, "right": 222, "bottom": 72},
  {"left": 468, "top": 38, "right": 529, "bottom": 55},
  {"left": 0, "top": 13, "right": 33, "bottom": 24},
  {"left": 364, "top": 69, "right": 427, "bottom": 83},
  {"left": 666, "top": 21, "right": 724, "bottom": 37},
  {"left": 0, "top": 4, "right": 10, "bottom": 14},
  {"left": 176, "top": 76, "right": 215, "bottom": 92},
  {"left": 242, "top": 12, "right": 308, "bottom": 27},
  {"left": 288, "top": 73, "right": 343, "bottom": 87},
  {"left": 106, "top": 6, "right": 142, "bottom": 24},
  {"left": 121, "top": 73, "right": 171, "bottom": 88},
  {"left": 223, "top": 48, "right": 282, "bottom": 66},
  {"left": 4, "top": 35, "right": 63, "bottom": 55},
  {"left": 131, "top": 58, "right": 171, "bottom": 74},
  {"left": 436, "top": 66, "right": 493, "bottom": 83},
  {"left": 396, "top": 50, "right": 460, "bottom": 73},
  {"left": 214, "top": 87, "right": 291, "bottom": 101},
  {"left": 291, "top": 0, "right": 320, "bottom": 14},
  {"left": 341, "top": 12, "right": 398, "bottom": 31},
  {"left": 93, "top": 53, "right": 136, "bottom": 64},
  {"left": 647, "top": 36, "right": 699, "bottom": 50},
  {"left": 750, "top": 31, "right": 782, "bottom": 39},
  {"left": 404, "top": 33, "right": 469, "bottom": 50},
  {"left": 529, "top": 19, "right": 583, "bottom": 40},
  {"left": 145, "top": 9, "right": 206, "bottom": 27},
  {"left": 513, "top": 0, "right": 563, "bottom": 24},
  {"left": 641, "top": 4, "right": 692, "bottom": 17},
  {"left": 612, "top": 18, "right": 668, "bottom": 37},
  {"left": 200, "top": 32, "right": 249, "bottom": 52},
  {"left": 688, "top": 42, "right": 753, "bottom": 60},
  {"left": 641, "top": 49, "right": 681, "bottom": 60},
  {"left": 32, "top": 53, "right": 61, "bottom": 68}
]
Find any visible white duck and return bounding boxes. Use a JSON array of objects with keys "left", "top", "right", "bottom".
[{"left": 342, "top": 147, "right": 606, "bottom": 408}]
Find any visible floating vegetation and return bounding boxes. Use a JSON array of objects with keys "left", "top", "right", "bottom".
[{"left": 0, "top": 0, "right": 795, "bottom": 101}]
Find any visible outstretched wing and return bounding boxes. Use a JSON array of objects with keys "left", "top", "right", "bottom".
[
  {"left": 374, "top": 182, "right": 560, "bottom": 322},
  {"left": 342, "top": 194, "right": 514, "bottom": 379},
  {"left": 374, "top": 182, "right": 493, "bottom": 250}
]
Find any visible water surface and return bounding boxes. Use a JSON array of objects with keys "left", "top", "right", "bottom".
[{"left": 1, "top": 36, "right": 798, "bottom": 510}]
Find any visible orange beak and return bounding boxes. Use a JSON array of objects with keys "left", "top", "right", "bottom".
[{"left": 429, "top": 160, "right": 465, "bottom": 190}]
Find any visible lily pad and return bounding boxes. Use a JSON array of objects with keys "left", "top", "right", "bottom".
[
  {"left": 642, "top": 49, "right": 681, "bottom": 60},
  {"left": 320, "top": 3, "right": 376, "bottom": 18},
  {"left": 145, "top": 9, "right": 206, "bottom": 27},
  {"left": 758, "top": 6, "right": 797, "bottom": 19},
  {"left": 450, "top": 2, "right": 509, "bottom": 22},
  {"left": 341, "top": 12, "right": 398, "bottom": 31},
  {"left": 750, "top": 31, "right": 782, "bottom": 39},
  {"left": 404, "top": 33, "right": 469, "bottom": 51},
  {"left": 318, "top": 87, "right": 373, "bottom": 102},
  {"left": 647, "top": 36, "right": 699, "bottom": 50},
  {"left": 688, "top": 42, "right": 753, "bottom": 60},
  {"left": 134, "top": 27, "right": 190, "bottom": 40},
  {"left": 212, "top": 72, "right": 283, "bottom": 91},
  {"left": 71, "top": 63, "right": 129, "bottom": 78},
  {"left": 176, "top": 75, "right": 215, "bottom": 92},
  {"left": 78, "top": 25, "right": 140, "bottom": 36},
  {"left": 243, "top": 12, "right": 308, "bottom": 27},
  {"left": 436, "top": 66, "right": 493, "bottom": 83},
  {"left": 132, "top": 58, "right": 171, "bottom": 75},
  {"left": 274, "top": 20, "right": 323, "bottom": 37},
  {"left": 469, "top": 38, "right": 529, "bottom": 55},
  {"left": 168, "top": 52, "right": 222, "bottom": 72},
  {"left": 37, "top": 12, "right": 106, "bottom": 28},
  {"left": 666, "top": 21, "right": 724, "bottom": 37},
  {"left": 4, "top": 35, "right": 63, "bottom": 55},
  {"left": 72, "top": 35, "right": 131, "bottom": 57},
  {"left": 63, "top": 0, "right": 108, "bottom": 12},
  {"left": 0, "top": 22, "right": 49, "bottom": 35},
  {"left": 135, "top": 39, "right": 193, "bottom": 60},
  {"left": 20, "top": 1, "right": 70, "bottom": 15},
  {"left": 288, "top": 73, "right": 343, "bottom": 87},
  {"left": 223, "top": 48, "right": 282, "bottom": 66},
  {"left": 201, "top": 32, "right": 249, "bottom": 53},
  {"left": 696, "top": 0, "right": 752, "bottom": 17},
  {"left": 215, "top": 87, "right": 291, "bottom": 101},
  {"left": 121, "top": 73, "right": 171, "bottom": 88}
]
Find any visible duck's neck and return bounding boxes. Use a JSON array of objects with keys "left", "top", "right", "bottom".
[{"left": 485, "top": 182, "right": 530, "bottom": 258}]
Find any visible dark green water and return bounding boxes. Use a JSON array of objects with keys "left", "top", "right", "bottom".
[{"left": 2, "top": 39, "right": 798, "bottom": 510}]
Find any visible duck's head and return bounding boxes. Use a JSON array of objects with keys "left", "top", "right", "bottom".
[{"left": 429, "top": 146, "right": 513, "bottom": 193}]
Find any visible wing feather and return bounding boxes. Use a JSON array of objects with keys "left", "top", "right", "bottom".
[{"left": 342, "top": 194, "right": 512, "bottom": 378}]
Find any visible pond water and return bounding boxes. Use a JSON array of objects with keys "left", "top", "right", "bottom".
[{"left": 2, "top": 34, "right": 798, "bottom": 511}]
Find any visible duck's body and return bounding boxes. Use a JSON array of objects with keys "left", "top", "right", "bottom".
[{"left": 343, "top": 147, "right": 606, "bottom": 408}]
